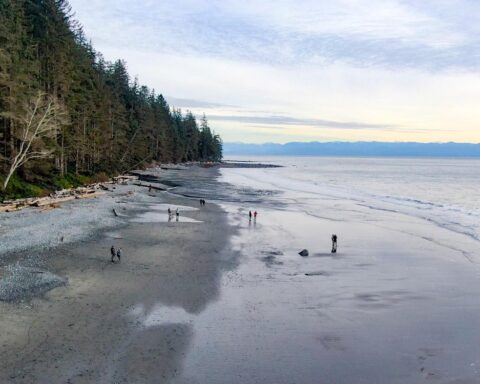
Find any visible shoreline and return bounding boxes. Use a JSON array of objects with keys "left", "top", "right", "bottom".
[
  {"left": 2, "top": 158, "right": 480, "bottom": 383},
  {"left": 0, "top": 167, "right": 239, "bottom": 382}
]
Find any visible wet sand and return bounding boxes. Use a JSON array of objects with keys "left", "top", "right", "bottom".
[
  {"left": 1, "top": 164, "right": 480, "bottom": 383},
  {"left": 0, "top": 177, "right": 237, "bottom": 383},
  {"left": 174, "top": 205, "right": 480, "bottom": 384}
]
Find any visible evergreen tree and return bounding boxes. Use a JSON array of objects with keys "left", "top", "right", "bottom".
[{"left": 0, "top": 0, "right": 222, "bottom": 197}]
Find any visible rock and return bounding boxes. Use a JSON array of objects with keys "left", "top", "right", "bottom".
[{"left": 298, "top": 249, "right": 309, "bottom": 257}]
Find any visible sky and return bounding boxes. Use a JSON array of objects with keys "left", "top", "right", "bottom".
[{"left": 68, "top": 0, "right": 480, "bottom": 144}]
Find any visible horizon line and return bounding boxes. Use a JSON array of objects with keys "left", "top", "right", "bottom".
[{"left": 225, "top": 140, "right": 480, "bottom": 145}]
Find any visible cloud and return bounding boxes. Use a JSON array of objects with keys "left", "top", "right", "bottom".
[
  {"left": 207, "top": 114, "right": 396, "bottom": 130},
  {"left": 165, "top": 97, "right": 236, "bottom": 110},
  {"left": 67, "top": 0, "right": 480, "bottom": 144},
  {"left": 70, "top": 0, "right": 480, "bottom": 71}
]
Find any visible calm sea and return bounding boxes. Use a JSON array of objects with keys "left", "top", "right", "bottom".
[{"left": 221, "top": 156, "right": 480, "bottom": 241}]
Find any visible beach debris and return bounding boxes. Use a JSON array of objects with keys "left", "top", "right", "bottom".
[
  {"left": 0, "top": 203, "right": 23, "bottom": 213},
  {"left": 113, "top": 175, "right": 138, "bottom": 185},
  {"left": 0, "top": 185, "right": 106, "bottom": 213},
  {"left": 133, "top": 182, "right": 166, "bottom": 191},
  {"left": 299, "top": 249, "right": 309, "bottom": 257},
  {"left": 112, "top": 208, "right": 119, "bottom": 217},
  {"left": 31, "top": 196, "right": 75, "bottom": 207},
  {"left": 305, "top": 271, "right": 331, "bottom": 276}
]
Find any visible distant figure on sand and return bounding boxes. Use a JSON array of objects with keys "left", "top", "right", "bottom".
[
  {"left": 331, "top": 234, "right": 337, "bottom": 253},
  {"left": 249, "top": 211, "right": 252, "bottom": 221},
  {"left": 176, "top": 208, "right": 179, "bottom": 221},
  {"left": 110, "top": 245, "right": 116, "bottom": 263},
  {"left": 116, "top": 248, "right": 122, "bottom": 262},
  {"left": 168, "top": 207, "right": 171, "bottom": 217},
  {"left": 254, "top": 211, "right": 258, "bottom": 220}
]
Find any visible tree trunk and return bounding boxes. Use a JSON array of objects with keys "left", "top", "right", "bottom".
[
  {"left": 2, "top": 165, "right": 16, "bottom": 191},
  {"left": 60, "top": 133, "right": 65, "bottom": 176}
]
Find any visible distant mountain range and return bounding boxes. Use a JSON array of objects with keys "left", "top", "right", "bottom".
[{"left": 223, "top": 141, "right": 480, "bottom": 157}]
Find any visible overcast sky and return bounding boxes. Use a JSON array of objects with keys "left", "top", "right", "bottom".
[{"left": 69, "top": 0, "right": 480, "bottom": 143}]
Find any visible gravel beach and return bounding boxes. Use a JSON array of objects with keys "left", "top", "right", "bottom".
[{"left": 0, "top": 167, "right": 237, "bottom": 383}]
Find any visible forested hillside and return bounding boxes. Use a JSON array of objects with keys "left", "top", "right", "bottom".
[{"left": 0, "top": 0, "right": 222, "bottom": 198}]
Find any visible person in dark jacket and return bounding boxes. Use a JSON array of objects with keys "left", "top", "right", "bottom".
[
  {"left": 110, "top": 245, "right": 116, "bottom": 263},
  {"left": 331, "top": 234, "right": 338, "bottom": 253}
]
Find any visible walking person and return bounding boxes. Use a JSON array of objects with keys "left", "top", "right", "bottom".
[
  {"left": 254, "top": 211, "right": 258, "bottom": 220},
  {"left": 110, "top": 245, "right": 116, "bottom": 263},
  {"left": 176, "top": 208, "right": 179, "bottom": 221},
  {"left": 168, "top": 207, "right": 171, "bottom": 217},
  {"left": 249, "top": 211, "right": 252, "bottom": 221},
  {"left": 116, "top": 247, "right": 122, "bottom": 262},
  {"left": 331, "top": 234, "right": 338, "bottom": 253}
]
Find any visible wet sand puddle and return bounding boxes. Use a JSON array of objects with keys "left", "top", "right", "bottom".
[{"left": 130, "top": 212, "right": 202, "bottom": 223}]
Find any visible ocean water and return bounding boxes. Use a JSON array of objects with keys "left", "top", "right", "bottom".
[
  {"left": 222, "top": 156, "right": 480, "bottom": 242},
  {"left": 159, "top": 157, "right": 480, "bottom": 383},
  {"left": 166, "top": 157, "right": 480, "bottom": 383}
]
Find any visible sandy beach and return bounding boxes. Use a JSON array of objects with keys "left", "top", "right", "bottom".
[{"left": 1, "top": 160, "right": 480, "bottom": 383}]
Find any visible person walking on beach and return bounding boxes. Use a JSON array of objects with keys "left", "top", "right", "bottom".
[
  {"left": 168, "top": 207, "right": 171, "bottom": 217},
  {"left": 331, "top": 234, "right": 338, "bottom": 253},
  {"left": 116, "top": 248, "right": 122, "bottom": 262},
  {"left": 110, "top": 245, "right": 116, "bottom": 263},
  {"left": 254, "top": 211, "right": 258, "bottom": 220},
  {"left": 249, "top": 211, "right": 252, "bottom": 221},
  {"left": 176, "top": 208, "right": 179, "bottom": 221}
]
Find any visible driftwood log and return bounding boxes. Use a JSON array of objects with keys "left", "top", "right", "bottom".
[
  {"left": 133, "top": 183, "right": 166, "bottom": 191},
  {"left": 0, "top": 186, "right": 106, "bottom": 213}
]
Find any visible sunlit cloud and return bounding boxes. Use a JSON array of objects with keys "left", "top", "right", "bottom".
[
  {"left": 69, "top": 0, "right": 480, "bottom": 143},
  {"left": 207, "top": 114, "right": 397, "bottom": 130}
]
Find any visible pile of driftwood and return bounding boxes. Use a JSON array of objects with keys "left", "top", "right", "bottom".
[
  {"left": 113, "top": 175, "right": 138, "bottom": 185},
  {"left": 0, "top": 186, "right": 105, "bottom": 213},
  {"left": 0, "top": 174, "right": 139, "bottom": 213}
]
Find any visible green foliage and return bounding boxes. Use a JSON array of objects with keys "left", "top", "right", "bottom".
[
  {"left": 52, "top": 173, "right": 101, "bottom": 189},
  {"left": 52, "top": 176, "right": 73, "bottom": 190},
  {"left": 90, "top": 172, "right": 110, "bottom": 183},
  {"left": 0, "top": 174, "right": 46, "bottom": 200},
  {"left": 0, "top": 0, "right": 222, "bottom": 196}
]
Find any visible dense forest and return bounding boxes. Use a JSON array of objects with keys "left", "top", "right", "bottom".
[{"left": 0, "top": 0, "right": 222, "bottom": 198}]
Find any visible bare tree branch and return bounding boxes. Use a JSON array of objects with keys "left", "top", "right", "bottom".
[{"left": 2, "top": 92, "right": 67, "bottom": 191}]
